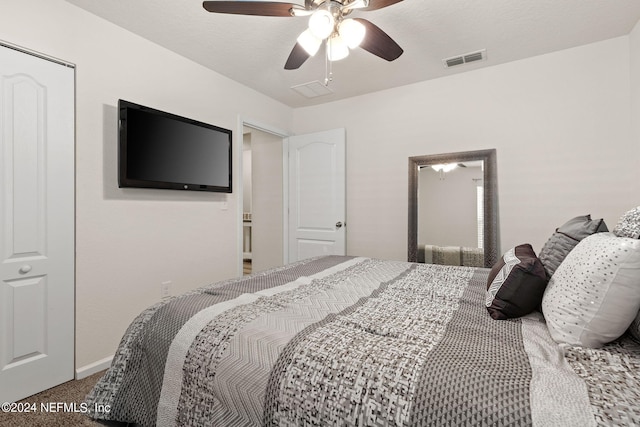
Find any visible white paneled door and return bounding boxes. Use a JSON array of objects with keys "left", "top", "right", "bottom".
[
  {"left": 0, "top": 45, "right": 75, "bottom": 402},
  {"left": 288, "top": 128, "right": 346, "bottom": 262}
]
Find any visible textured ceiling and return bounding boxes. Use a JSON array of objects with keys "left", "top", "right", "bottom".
[{"left": 65, "top": 0, "right": 640, "bottom": 108}]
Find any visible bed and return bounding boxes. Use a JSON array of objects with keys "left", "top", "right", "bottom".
[{"left": 85, "top": 245, "right": 640, "bottom": 426}]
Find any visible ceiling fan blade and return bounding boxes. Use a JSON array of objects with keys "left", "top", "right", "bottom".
[
  {"left": 202, "top": 1, "right": 299, "bottom": 17},
  {"left": 360, "top": 0, "right": 403, "bottom": 11},
  {"left": 284, "top": 43, "right": 311, "bottom": 70},
  {"left": 354, "top": 18, "right": 403, "bottom": 61}
]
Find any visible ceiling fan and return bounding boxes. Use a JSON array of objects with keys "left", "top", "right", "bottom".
[{"left": 202, "top": 0, "right": 404, "bottom": 70}]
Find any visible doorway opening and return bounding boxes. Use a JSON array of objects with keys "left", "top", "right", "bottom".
[{"left": 237, "top": 120, "right": 289, "bottom": 277}]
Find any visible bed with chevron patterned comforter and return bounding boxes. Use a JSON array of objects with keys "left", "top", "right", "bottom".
[{"left": 85, "top": 255, "right": 640, "bottom": 426}]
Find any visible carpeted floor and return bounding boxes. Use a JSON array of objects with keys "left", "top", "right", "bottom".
[{"left": 0, "top": 370, "right": 124, "bottom": 427}]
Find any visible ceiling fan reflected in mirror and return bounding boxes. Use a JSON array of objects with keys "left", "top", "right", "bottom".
[{"left": 202, "top": 0, "right": 404, "bottom": 72}]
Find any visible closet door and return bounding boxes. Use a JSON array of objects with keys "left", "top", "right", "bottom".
[{"left": 0, "top": 45, "right": 75, "bottom": 402}]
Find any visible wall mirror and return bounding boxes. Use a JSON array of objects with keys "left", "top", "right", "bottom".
[{"left": 408, "top": 149, "right": 498, "bottom": 268}]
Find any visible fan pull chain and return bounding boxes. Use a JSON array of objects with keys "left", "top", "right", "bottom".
[{"left": 324, "top": 39, "right": 333, "bottom": 86}]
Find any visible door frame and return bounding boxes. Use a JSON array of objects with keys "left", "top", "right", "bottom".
[{"left": 236, "top": 117, "right": 290, "bottom": 277}]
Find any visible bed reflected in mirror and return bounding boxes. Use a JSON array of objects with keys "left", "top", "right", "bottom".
[{"left": 408, "top": 149, "right": 499, "bottom": 268}]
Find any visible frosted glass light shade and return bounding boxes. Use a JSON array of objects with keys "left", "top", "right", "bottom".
[
  {"left": 339, "top": 19, "right": 366, "bottom": 48},
  {"left": 309, "top": 10, "right": 335, "bottom": 39},
  {"left": 297, "top": 29, "right": 321, "bottom": 56},
  {"left": 327, "top": 34, "right": 349, "bottom": 61}
]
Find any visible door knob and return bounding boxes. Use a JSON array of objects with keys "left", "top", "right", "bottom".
[
  {"left": 336, "top": 221, "right": 343, "bottom": 229},
  {"left": 19, "top": 265, "right": 32, "bottom": 274}
]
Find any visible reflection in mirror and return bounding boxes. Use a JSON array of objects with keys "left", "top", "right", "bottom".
[
  {"left": 408, "top": 149, "right": 498, "bottom": 268},
  {"left": 418, "top": 161, "right": 485, "bottom": 266}
]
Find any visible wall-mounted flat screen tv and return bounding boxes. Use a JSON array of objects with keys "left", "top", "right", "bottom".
[{"left": 118, "top": 99, "right": 232, "bottom": 193}]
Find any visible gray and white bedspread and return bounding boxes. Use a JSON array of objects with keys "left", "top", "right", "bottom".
[{"left": 85, "top": 256, "right": 640, "bottom": 426}]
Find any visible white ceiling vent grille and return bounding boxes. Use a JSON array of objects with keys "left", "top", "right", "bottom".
[
  {"left": 443, "top": 49, "right": 487, "bottom": 68},
  {"left": 291, "top": 81, "right": 334, "bottom": 98}
]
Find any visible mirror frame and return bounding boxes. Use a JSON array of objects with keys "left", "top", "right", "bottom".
[{"left": 408, "top": 149, "right": 499, "bottom": 268}]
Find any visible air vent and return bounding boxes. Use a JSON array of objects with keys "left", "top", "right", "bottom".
[
  {"left": 291, "top": 81, "right": 334, "bottom": 98},
  {"left": 443, "top": 49, "right": 487, "bottom": 68}
]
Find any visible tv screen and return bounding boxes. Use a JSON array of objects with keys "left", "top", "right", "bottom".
[{"left": 118, "top": 100, "right": 232, "bottom": 193}]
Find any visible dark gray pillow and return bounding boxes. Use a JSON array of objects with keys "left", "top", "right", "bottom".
[
  {"left": 538, "top": 215, "right": 608, "bottom": 279},
  {"left": 486, "top": 244, "right": 548, "bottom": 320}
]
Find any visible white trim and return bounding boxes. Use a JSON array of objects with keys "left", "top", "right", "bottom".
[
  {"left": 282, "top": 137, "right": 290, "bottom": 265},
  {"left": 240, "top": 118, "right": 288, "bottom": 138},
  {"left": 75, "top": 356, "right": 113, "bottom": 380},
  {"left": 236, "top": 116, "right": 291, "bottom": 276}
]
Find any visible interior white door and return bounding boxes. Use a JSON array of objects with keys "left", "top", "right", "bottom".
[
  {"left": 288, "top": 128, "right": 346, "bottom": 262},
  {"left": 0, "top": 45, "right": 75, "bottom": 402}
]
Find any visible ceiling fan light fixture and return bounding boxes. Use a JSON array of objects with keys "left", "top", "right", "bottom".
[
  {"left": 432, "top": 163, "right": 458, "bottom": 173},
  {"left": 339, "top": 18, "right": 366, "bottom": 48},
  {"left": 297, "top": 29, "right": 322, "bottom": 56},
  {"left": 327, "top": 34, "right": 350, "bottom": 61},
  {"left": 308, "top": 9, "right": 335, "bottom": 39}
]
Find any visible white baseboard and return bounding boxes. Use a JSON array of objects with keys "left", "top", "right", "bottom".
[{"left": 75, "top": 355, "right": 113, "bottom": 380}]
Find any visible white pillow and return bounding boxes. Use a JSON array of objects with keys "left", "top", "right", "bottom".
[
  {"left": 541, "top": 232, "right": 640, "bottom": 348},
  {"left": 613, "top": 206, "right": 640, "bottom": 239}
]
